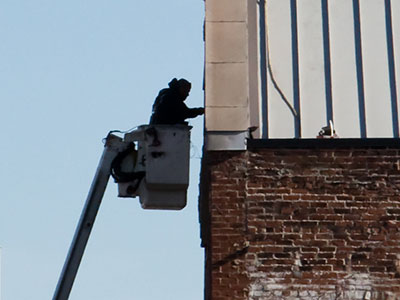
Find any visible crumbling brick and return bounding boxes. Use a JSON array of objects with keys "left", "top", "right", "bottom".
[{"left": 200, "top": 143, "right": 400, "bottom": 299}]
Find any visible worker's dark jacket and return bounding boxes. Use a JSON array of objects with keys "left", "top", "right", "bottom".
[{"left": 150, "top": 88, "right": 202, "bottom": 125}]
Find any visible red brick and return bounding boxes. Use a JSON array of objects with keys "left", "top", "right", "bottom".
[{"left": 201, "top": 147, "right": 400, "bottom": 299}]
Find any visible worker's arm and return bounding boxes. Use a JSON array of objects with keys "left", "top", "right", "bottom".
[
  {"left": 177, "top": 101, "right": 204, "bottom": 120},
  {"left": 184, "top": 107, "right": 204, "bottom": 118}
]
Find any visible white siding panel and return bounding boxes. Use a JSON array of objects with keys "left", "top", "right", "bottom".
[
  {"left": 393, "top": 0, "right": 400, "bottom": 134},
  {"left": 266, "top": 0, "right": 296, "bottom": 138},
  {"left": 297, "top": 0, "right": 327, "bottom": 138},
  {"left": 360, "top": 0, "right": 393, "bottom": 137},
  {"left": 329, "top": 0, "right": 361, "bottom": 138}
]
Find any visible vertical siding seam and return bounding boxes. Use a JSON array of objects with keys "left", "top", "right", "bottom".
[
  {"left": 352, "top": 0, "right": 367, "bottom": 138},
  {"left": 321, "top": 0, "right": 334, "bottom": 125},
  {"left": 291, "top": 0, "right": 302, "bottom": 138},
  {"left": 384, "top": 0, "right": 399, "bottom": 137},
  {"left": 258, "top": 0, "right": 269, "bottom": 139}
]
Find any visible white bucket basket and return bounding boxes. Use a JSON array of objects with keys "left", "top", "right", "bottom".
[{"left": 118, "top": 125, "right": 191, "bottom": 210}]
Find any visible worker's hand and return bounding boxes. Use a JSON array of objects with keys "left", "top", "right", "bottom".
[{"left": 196, "top": 107, "right": 205, "bottom": 115}]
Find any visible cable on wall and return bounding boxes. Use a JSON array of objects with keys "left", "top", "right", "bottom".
[{"left": 263, "top": 0, "right": 299, "bottom": 119}]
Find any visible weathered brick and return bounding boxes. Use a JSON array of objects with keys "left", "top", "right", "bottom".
[{"left": 201, "top": 147, "right": 400, "bottom": 299}]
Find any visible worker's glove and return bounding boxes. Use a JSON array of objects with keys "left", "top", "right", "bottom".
[{"left": 195, "top": 107, "right": 205, "bottom": 116}]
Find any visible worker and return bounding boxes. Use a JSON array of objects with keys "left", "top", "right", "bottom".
[{"left": 150, "top": 78, "right": 204, "bottom": 125}]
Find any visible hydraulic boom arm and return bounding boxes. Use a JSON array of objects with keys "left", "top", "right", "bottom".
[
  {"left": 52, "top": 134, "right": 126, "bottom": 300},
  {"left": 52, "top": 125, "right": 191, "bottom": 299}
]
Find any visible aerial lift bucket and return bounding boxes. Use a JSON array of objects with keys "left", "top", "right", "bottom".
[{"left": 53, "top": 125, "right": 192, "bottom": 300}]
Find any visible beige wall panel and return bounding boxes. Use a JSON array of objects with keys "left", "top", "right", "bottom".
[
  {"left": 329, "top": 0, "right": 361, "bottom": 138},
  {"left": 360, "top": 0, "right": 392, "bottom": 137},
  {"left": 266, "top": 0, "right": 296, "bottom": 138},
  {"left": 206, "top": 22, "right": 247, "bottom": 63},
  {"left": 205, "top": 62, "right": 248, "bottom": 107},
  {"left": 205, "top": 106, "right": 249, "bottom": 131},
  {"left": 206, "top": 0, "right": 247, "bottom": 22},
  {"left": 297, "top": 0, "right": 327, "bottom": 138}
]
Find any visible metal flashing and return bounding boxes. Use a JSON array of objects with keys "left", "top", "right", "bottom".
[{"left": 205, "top": 131, "right": 247, "bottom": 151}]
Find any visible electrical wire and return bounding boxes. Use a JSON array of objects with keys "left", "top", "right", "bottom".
[
  {"left": 110, "top": 125, "right": 139, "bottom": 135},
  {"left": 264, "top": 0, "right": 299, "bottom": 118},
  {"left": 102, "top": 126, "right": 140, "bottom": 144}
]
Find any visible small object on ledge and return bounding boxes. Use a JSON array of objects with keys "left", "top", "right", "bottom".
[{"left": 317, "top": 120, "right": 339, "bottom": 139}]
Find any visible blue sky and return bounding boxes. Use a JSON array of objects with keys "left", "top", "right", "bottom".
[{"left": 0, "top": 1, "right": 205, "bottom": 299}]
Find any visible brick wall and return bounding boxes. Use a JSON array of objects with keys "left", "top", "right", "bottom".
[{"left": 199, "top": 140, "right": 400, "bottom": 300}]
